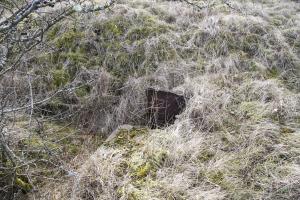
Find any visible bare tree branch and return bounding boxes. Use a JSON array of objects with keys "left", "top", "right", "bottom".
[
  {"left": 0, "top": 0, "right": 115, "bottom": 196},
  {"left": 27, "top": 74, "right": 33, "bottom": 126}
]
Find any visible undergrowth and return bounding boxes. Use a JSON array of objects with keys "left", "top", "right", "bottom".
[{"left": 18, "top": 0, "right": 300, "bottom": 199}]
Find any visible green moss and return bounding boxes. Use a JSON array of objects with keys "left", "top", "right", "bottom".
[
  {"left": 51, "top": 68, "right": 70, "bottom": 88},
  {"left": 108, "top": 127, "right": 148, "bottom": 148},
  {"left": 129, "top": 127, "right": 148, "bottom": 138},
  {"left": 106, "top": 127, "right": 167, "bottom": 183},
  {"left": 75, "top": 85, "right": 91, "bottom": 97},
  {"left": 15, "top": 177, "right": 33, "bottom": 192},
  {"left": 208, "top": 170, "right": 232, "bottom": 190},
  {"left": 93, "top": 14, "right": 171, "bottom": 85},
  {"left": 47, "top": 24, "right": 61, "bottom": 40},
  {"left": 135, "top": 162, "right": 152, "bottom": 178},
  {"left": 130, "top": 150, "right": 167, "bottom": 182},
  {"left": 55, "top": 30, "right": 84, "bottom": 50},
  {"left": 45, "top": 29, "right": 90, "bottom": 80},
  {"left": 106, "top": 23, "right": 122, "bottom": 36},
  {"left": 21, "top": 136, "right": 58, "bottom": 151},
  {"left": 10, "top": 121, "right": 105, "bottom": 193},
  {"left": 19, "top": 135, "right": 60, "bottom": 160},
  {"left": 21, "top": 137, "right": 42, "bottom": 148},
  {"left": 208, "top": 171, "right": 224, "bottom": 185},
  {"left": 47, "top": 14, "right": 173, "bottom": 92}
]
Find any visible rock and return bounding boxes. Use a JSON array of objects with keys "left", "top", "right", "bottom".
[{"left": 105, "top": 124, "right": 133, "bottom": 142}]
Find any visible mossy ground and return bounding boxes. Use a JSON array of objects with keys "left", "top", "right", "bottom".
[
  {"left": 13, "top": 0, "right": 300, "bottom": 199},
  {"left": 39, "top": 12, "right": 174, "bottom": 93},
  {"left": 5, "top": 118, "right": 104, "bottom": 194}
]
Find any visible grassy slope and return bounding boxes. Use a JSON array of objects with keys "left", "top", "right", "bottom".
[{"left": 28, "top": 0, "right": 300, "bottom": 199}]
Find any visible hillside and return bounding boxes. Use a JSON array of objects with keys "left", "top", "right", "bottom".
[{"left": 1, "top": 0, "right": 300, "bottom": 199}]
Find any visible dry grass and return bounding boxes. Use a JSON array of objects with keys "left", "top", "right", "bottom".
[{"left": 26, "top": 0, "right": 300, "bottom": 199}]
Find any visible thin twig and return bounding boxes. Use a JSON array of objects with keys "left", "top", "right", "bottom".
[{"left": 27, "top": 73, "right": 34, "bottom": 126}]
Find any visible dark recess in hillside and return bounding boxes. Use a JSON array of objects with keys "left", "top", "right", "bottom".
[{"left": 146, "top": 88, "right": 186, "bottom": 128}]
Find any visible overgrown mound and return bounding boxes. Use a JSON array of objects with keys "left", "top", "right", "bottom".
[
  {"left": 28, "top": 0, "right": 300, "bottom": 133},
  {"left": 26, "top": 0, "right": 300, "bottom": 199}
]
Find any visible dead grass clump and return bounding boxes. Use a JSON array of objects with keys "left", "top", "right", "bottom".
[
  {"left": 113, "top": 76, "right": 149, "bottom": 127},
  {"left": 237, "top": 79, "right": 300, "bottom": 123},
  {"left": 70, "top": 147, "right": 127, "bottom": 200},
  {"left": 74, "top": 69, "right": 118, "bottom": 134}
]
